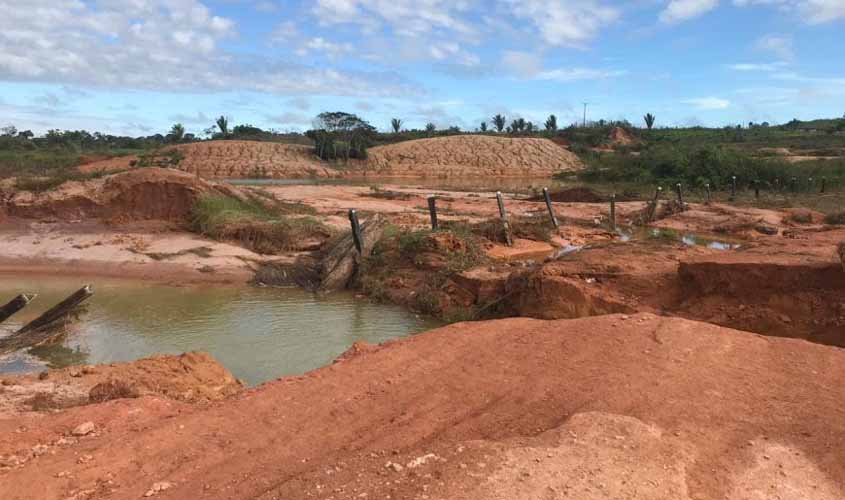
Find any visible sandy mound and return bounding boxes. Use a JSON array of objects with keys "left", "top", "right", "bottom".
[
  {"left": 608, "top": 126, "right": 638, "bottom": 147},
  {"left": 1, "top": 314, "right": 842, "bottom": 499},
  {"left": 1, "top": 167, "right": 237, "bottom": 221},
  {"left": 0, "top": 352, "right": 242, "bottom": 417},
  {"left": 162, "top": 140, "right": 341, "bottom": 179},
  {"left": 357, "top": 135, "right": 584, "bottom": 177}
]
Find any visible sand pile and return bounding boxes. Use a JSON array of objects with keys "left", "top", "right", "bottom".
[
  {"left": 1, "top": 167, "right": 239, "bottom": 221},
  {"left": 608, "top": 126, "right": 638, "bottom": 147},
  {"left": 1, "top": 314, "right": 842, "bottom": 499},
  {"left": 163, "top": 140, "right": 341, "bottom": 179},
  {"left": 357, "top": 135, "right": 584, "bottom": 177}
]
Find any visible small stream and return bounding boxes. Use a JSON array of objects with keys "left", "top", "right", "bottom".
[{"left": 0, "top": 277, "right": 442, "bottom": 386}]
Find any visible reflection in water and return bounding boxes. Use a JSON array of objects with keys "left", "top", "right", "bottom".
[
  {"left": 0, "top": 277, "right": 442, "bottom": 386},
  {"left": 617, "top": 227, "right": 741, "bottom": 250}
]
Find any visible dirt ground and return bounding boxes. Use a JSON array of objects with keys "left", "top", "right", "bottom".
[
  {"left": 1, "top": 168, "right": 844, "bottom": 499},
  {"left": 0, "top": 314, "right": 842, "bottom": 499},
  {"left": 0, "top": 220, "right": 276, "bottom": 284}
]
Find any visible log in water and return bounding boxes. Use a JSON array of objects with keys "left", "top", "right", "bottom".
[{"left": 0, "top": 293, "right": 36, "bottom": 324}]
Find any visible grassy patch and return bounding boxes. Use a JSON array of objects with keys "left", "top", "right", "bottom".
[{"left": 191, "top": 195, "right": 332, "bottom": 254}]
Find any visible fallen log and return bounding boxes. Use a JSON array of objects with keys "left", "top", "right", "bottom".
[
  {"left": 0, "top": 293, "right": 36, "bottom": 324},
  {"left": 318, "top": 214, "right": 387, "bottom": 293},
  {"left": 0, "top": 286, "right": 94, "bottom": 355}
]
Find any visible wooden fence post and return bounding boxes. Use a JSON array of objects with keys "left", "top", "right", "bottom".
[{"left": 496, "top": 191, "right": 513, "bottom": 247}]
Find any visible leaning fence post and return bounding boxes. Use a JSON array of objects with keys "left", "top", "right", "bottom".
[
  {"left": 647, "top": 186, "right": 662, "bottom": 222},
  {"left": 754, "top": 180, "right": 760, "bottom": 200},
  {"left": 495, "top": 191, "right": 513, "bottom": 247},
  {"left": 675, "top": 183, "right": 684, "bottom": 209},
  {"left": 705, "top": 183, "right": 711, "bottom": 205},
  {"left": 427, "top": 196, "right": 438, "bottom": 230},
  {"left": 821, "top": 177, "right": 827, "bottom": 193},
  {"left": 0, "top": 293, "right": 36, "bottom": 324},
  {"left": 348, "top": 209, "right": 363, "bottom": 254},
  {"left": 542, "top": 187, "right": 559, "bottom": 228},
  {"left": 610, "top": 193, "right": 617, "bottom": 231},
  {"left": 730, "top": 176, "right": 737, "bottom": 201}
]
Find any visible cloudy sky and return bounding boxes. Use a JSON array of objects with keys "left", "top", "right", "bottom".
[{"left": 1, "top": 0, "right": 843, "bottom": 135}]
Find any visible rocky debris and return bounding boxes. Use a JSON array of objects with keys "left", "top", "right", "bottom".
[
  {"left": 354, "top": 135, "right": 584, "bottom": 177},
  {"left": 71, "top": 422, "right": 96, "bottom": 436}
]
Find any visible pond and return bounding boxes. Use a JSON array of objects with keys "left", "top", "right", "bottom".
[{"left": 0, "top": 277, "right": 443, "bottom": 386}]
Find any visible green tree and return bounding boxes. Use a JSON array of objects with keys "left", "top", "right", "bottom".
[
  {"left": 391, "top": 118, "right": 402, "bottom": 133},
  {"left": 510, "top": 118, "right": 526, "bottom": 133},
  {"left": 425, "top": 123, "right": 436, "bottom": 134},
  {"left": 479, "top": 122, "right": 488, "bottom": 132},
  {"left": 216, "top": 116, "right": 229, "bottom": 137},
  {"left": 644, "top": 113, "right": 656, "bottom": 130},
  {"left": 492, "top": 114, "right": 506, "bottom": 133},
  {"left": 544, "top": 114, "right": 557, "bottom": 132},
  {"left": 169, "top": 123, "right": 185, "bottom": 143},
  {"left": 308, "top": 111, "right": 376, "bottom": 161}
]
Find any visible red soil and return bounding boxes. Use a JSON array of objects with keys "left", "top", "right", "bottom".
[
  {"left": 0, "top": 315, "right": 842, "bottom": 499},
  {"left": 1, "top": 168, "right": 236, "bottom": 222}
]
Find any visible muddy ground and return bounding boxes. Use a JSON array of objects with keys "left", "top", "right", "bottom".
[{"left": 0, "top": 170, "right": 844, "bottom": 498}]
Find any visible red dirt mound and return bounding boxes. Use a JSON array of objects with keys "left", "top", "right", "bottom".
[
  {"left": 355, "top": 135, "right": 584, "bottom": 177},
  {"left": 1, "top": 167, "right": 238, "bottom": 222},
  {"left": 0, "top": 352, "right": 242, "bottom": 417},
  {"left": 0, "top": 315, "right": 842, "bottom": 499},
  {"left": 608, "top": 126, "right": 638, "bottom": 147}
]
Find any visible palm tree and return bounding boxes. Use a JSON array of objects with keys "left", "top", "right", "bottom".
[
  {"left": 169, "top": 123, "right": 185, "bottom": 143},
  {"left": 480, "top": 122, "right": 487, "bottom": 132},
  {"left": 216, "top": 116, "right": 229, "bottom": 137},
  {"left": 544, "top": 114, "right": 557, "bottom": 132},
  {"left": 510, "top": 118, "right": 526, "bottom": 133},
  {"left": 391, "top": 118, "right": 402, "bottom": 133},
  {"left": 492, "top": 114, "right": 506, "bottom": 133},
  {"left": 644, "top": 113, "right": 656, "bottom": 130}
]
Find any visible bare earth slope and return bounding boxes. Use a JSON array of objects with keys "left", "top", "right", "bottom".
[
  {"left": 358, "top": 135, "right": 584, "bottom": 177},
  {"left": 168, "top": 141, "right": 342, "bottom": 179},
  {"left": 1, "top": 314, "right": 841, "bottom": 499},
  {"left": 1, "top": 167, "right": 240, "bottom": 221}
]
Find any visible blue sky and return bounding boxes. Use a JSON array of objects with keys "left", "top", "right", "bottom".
[{"left": 1, "top": 0, "right": 843, "bottom": 136}]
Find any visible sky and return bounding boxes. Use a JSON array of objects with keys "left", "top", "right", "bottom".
[{"left": 1, "top": 0, "right": 844, "bottom": 136}]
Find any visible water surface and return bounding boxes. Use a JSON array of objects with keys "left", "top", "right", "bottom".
[{"left": 0, "top": 277, "right": 442, "bottom": 385}]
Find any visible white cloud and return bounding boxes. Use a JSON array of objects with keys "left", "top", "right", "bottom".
[
  {"left": 313, "top": 0, "right": 476, "bottom": 36},
  {"left": 754, "top": 34, "right": 794, "bottom": 60},
  {"left": 0, "top": 0, "right": 417, "bottom": 97},
  {"left": 500, "top": 51, "right": 543, "bottom": 78},
  {"left": 660, "top": 0, "right": 719, "bottom": 24},
  {"left": 536, "top": 68, "right": 627, "bottom": 82},
  {"left": 296, "top": 37, "right": 354, "bottom": 58},
  {"left": 683, "top": 97, "right": 731, "bottom": 110},
  {"left": 503, "top": 0, "right": 620, "bottom": 46},
  {"left": 734, "top": 0, "right": 845, "bottom": 23},
  {"left": 728, "top": 62, "right": 789, "bottom": 71}
]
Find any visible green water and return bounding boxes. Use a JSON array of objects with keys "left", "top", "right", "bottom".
[{"left": 0, "top": 277, "right": 443, "bottom": 386}]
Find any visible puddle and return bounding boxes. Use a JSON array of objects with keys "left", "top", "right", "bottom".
[
  {"left": 618, "top": 227, "right": 741, "bottom": 250},
  {"left": 0, "top": 277, "right": 442, "bottom": 386}
]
